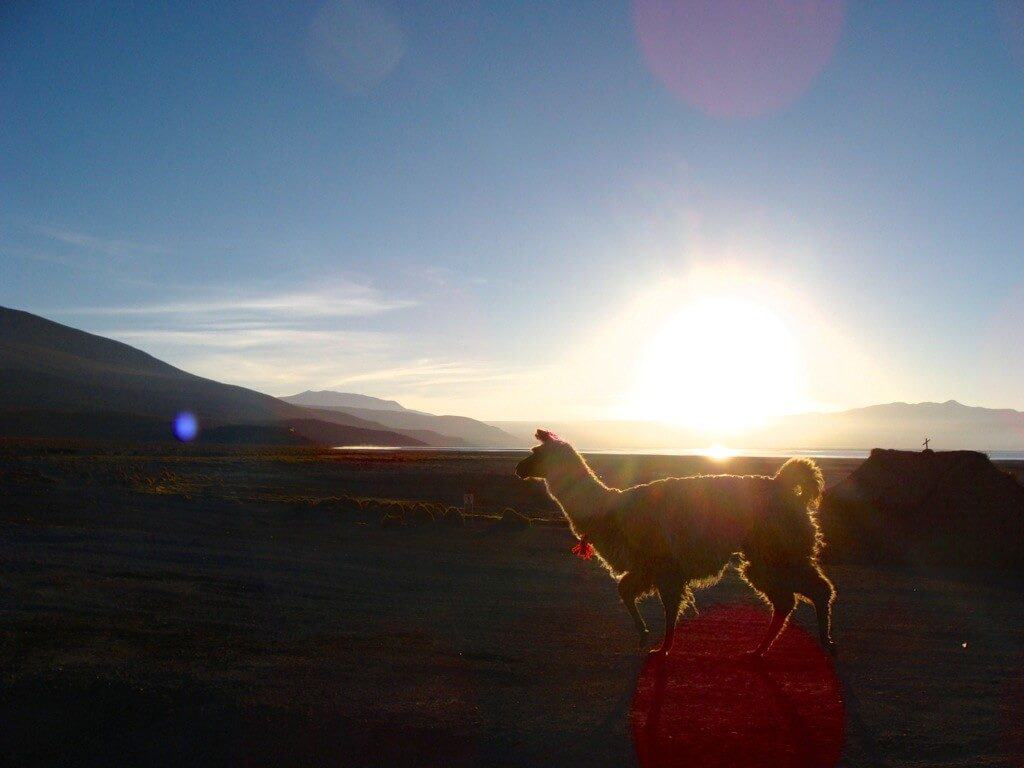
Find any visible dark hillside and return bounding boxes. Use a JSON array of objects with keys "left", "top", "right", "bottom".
[{"left": 0, "top": 307, "right": 420, "bottom": 446}]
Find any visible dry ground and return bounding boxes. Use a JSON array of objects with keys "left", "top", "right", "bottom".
[{"left": 1, "top": 443, "right": 1021, "bottom": 766}]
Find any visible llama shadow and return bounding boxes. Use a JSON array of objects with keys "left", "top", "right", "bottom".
[{"left": 633, "top": 650, "right": 843, "bottom": 768}]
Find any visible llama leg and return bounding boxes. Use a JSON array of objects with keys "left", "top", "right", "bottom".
[
  {"left": 800, "top": 566, "right": 837, "bottom": 654},
  {"left": 618, "top": 572, "right": 650, "bottom": 648},
  {"left": 754, "top": 592, "right": 796, "bottom": 656},
  {"left": 651, "top": 577, "right": 685, "bottom": 656}
]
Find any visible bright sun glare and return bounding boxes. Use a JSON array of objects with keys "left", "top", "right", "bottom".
[
  {"left": 630, "top": 295, "right": 803, "bottom": 434},
  {"left": 702, "top": 443, "right": 734, "bottom": 460}
]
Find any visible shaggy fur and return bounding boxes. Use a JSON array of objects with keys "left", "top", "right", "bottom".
[{"left": 516, "top": 430, "right": 836, "bottom": 657}]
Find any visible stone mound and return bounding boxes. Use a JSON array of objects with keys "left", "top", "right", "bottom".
[{"left": 819, "top": 449, "right": 1024, "bottom": 569}]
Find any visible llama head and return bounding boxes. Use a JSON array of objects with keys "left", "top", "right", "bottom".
[{"left": 515, "top": 429, "right": 572, "bottom": 480}]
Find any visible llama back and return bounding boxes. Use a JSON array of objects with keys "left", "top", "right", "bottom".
[{"left": 620, "top": 475, "right": 766, "bottom": 571}]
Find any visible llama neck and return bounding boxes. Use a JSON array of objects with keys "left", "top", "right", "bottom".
[{"left": 544, "top": 453, "right": 616, "bottom": 530}]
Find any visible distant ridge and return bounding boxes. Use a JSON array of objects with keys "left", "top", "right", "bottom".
[
  {"left": 282, "top": 390, "right": 519, "bottom": 447},
  {"left": 762, "top": 400, "right": 1024, "bottom": 452},
  {"left": 282, "top": 390, "right": 406, "bottom": 412},
  {"left": 494, "top": 400, "right": 1024, "bottom": 451}
]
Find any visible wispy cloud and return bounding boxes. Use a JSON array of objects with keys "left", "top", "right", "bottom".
[
  {"left": 66, "top": 279, "right": 438, "bottom": 397},
  {"left": 2, "top": 223, "right": 167, "bottom": 286},
  {"left": 35, "top": 267, "right": 516, "bottom": 416},
  {"left": 401, "top": 264, "right": 488, "bottom": 289},
  {"left": 35, "top": 226, "right": 173, "bottom": 258},
  {"left": 332, "top": 360, "right": 513, "bottom": 387},
  {"left": 107, "top": 330, "right": 511, "bottom": 402},
  {"left": 4, "top": 246, "right": 83, "bottom": 270},
  {"left": 106, "top": 327, "right": 392, "bottom": 351},
  {"left": 56, "top": 282, "right": 415, "bottom": 320},
  {"left": 3, "top": 245, "right": 157, "bottom": 287},
  {"left": 104, "top": 325, "right": 405, "bottom": 392}
]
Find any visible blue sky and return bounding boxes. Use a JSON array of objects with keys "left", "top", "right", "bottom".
[{"left": 2, "top": 1, "right": 1023, "bottom": 423}]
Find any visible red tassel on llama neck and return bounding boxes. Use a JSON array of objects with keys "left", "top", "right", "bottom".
[{"left": 572, "top": 534, "right": 595, "bottom": 560}]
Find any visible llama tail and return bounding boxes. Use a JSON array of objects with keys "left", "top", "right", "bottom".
[{"left": 774, "top": 457, "right": 825, "bottom": 508}]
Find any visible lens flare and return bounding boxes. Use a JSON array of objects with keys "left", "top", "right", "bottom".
[
  {"left": 173, "top": 411, "right": 199, "bottom": 442},
  {"left": 632, "top": 0, "right": 845, "bottom": 118},
  {"left": 997, "top": 0, "right": 1024, "bottom": 65},
  {"left": 308, "top": 0, "right": 406, "bottom": 92},
  {"left": 631, "top": 605, "right": 844, "bottom": 767}
]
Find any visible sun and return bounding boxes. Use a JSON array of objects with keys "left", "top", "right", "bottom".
[
  {"left": 629, "top": 295, "right": 803, "bottom": 434},
  {"left": 702, "top": 443, "right": 735, "bottom": 460}
]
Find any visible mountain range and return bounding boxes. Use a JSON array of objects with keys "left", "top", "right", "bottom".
[
  {"left": 0, "top": 306, "right": 515, "bottom": 447},
  {"left": 282, "top": 390, "right": 406, "bottom": 412},
  {"left": 3, "top": 305, "right": 1022, "bottom": 451},
  {"left": 747, "top": 400, "right": 1024, "bottom": 452},
  {"left": 280, "top": 392, "right": 519, "bottom": 447},
  {"left": 495, "top": 399, "right": 1024, "bottom": 451}
]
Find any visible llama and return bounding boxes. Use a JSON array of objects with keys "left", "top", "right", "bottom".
[{"left": 515, "top": 430, "right": 836, "bottom": 657}]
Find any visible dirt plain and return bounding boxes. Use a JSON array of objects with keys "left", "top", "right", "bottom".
[{"left": 1, "top": 442, "right": 1021, "bottom": 767}]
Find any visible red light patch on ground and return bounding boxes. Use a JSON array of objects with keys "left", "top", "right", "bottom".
[{"left": 631, "top": 604, "right": 844, "bottom": 768}]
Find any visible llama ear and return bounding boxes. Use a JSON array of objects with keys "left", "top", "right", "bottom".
[{"left": 536, "top": 429, "right": 560, "bottom": 443}]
